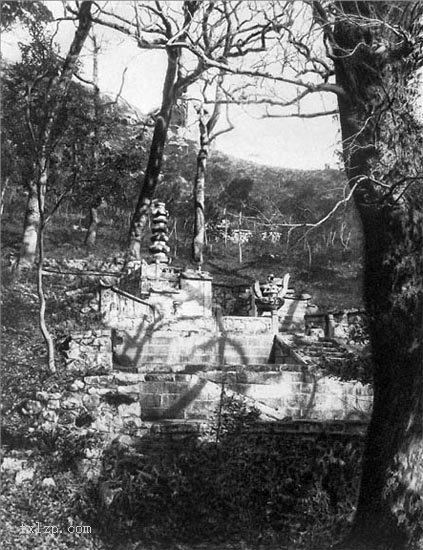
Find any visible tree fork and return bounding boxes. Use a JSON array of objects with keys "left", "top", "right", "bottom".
[{"left": 127, "top": 46, "right": 181, "bottom": 260}]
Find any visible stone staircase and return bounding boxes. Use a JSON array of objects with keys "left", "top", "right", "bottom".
[{"left": 294, "top": 338, "right": 350, "bottom": 362}]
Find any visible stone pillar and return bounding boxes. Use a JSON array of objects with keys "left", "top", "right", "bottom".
[
  {"left": 179, "top": 269, "right": 213, "bottom": 317},
  {"left": 149, "top": 201, "right": 170, "bottom": 263}
]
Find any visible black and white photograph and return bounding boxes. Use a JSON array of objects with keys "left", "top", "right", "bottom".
[{"left": 1, "top": 1, "right": 422, "bottom": 549}]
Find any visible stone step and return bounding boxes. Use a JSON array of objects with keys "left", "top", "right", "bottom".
[
  {"left": 305, "top": 350, "right": 347, "bottom": 358},
  {"left": 297, "top": 339, "right": 338, "bottom": 346},
  {"left": 113, "top": 362, "right": 301, "bottom": 374}
]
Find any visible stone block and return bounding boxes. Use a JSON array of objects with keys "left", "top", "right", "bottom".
[
  {"left": 118, "top": 402, "right": 141, "bottom": 418},
  {"left": 62, "top": 396, "right": 83, "bottom": 410},
  {"left": 144, "top": 373, "right": 176, "bottom": 382},
  {"left": 114, "top": 372, "right": 144, "bottom": 384},
  {"left": 229, "top": 383, "right": 282, "bottom": 400},
  {"left": 141, "top": 408, "right": 164, "bottom": 420},
  {"left": 69, "top": 380, "right": 85, "bottom": 392},
  {"left": 84, "top": 375, "right": 114, "bottom": 386},
  {"left": 284, "top": 393, "right": 311, "bottom": 409},
  {"left": 279, "top": 371, "right": 304, "bottom": 383},
  {"left": 160, "top": 393, "right": 187, "bottom": 410},
  {"left": 40, "top": 410, "right": 58, "bottom": 422},
  {"left": 83, "top": 394, "right": 101, "bottom": 410},
  {"left": 254, "top": 397, "right": 285, "bottom": 411},
  {"left": 116, "top": 384, "right": 140, "bottom": 395},
  {"left": 197, "top": 381, "right": 223, "bottom": 400},
  {"left": 139, "top": 394, "right": 161, "bottom": 409},
  {"left": 184, "top": 400, "right": 218, "bottom": 419},
  {"left": 87, "top": 387, "right": 110, "bottom": 396},
  {"left": 281, "top": 407, "right": 298, "bottom": 419}
]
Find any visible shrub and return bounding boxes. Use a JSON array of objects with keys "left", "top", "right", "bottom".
[{"left": 83, "top": 395, "right": 364, "bottom": 548}]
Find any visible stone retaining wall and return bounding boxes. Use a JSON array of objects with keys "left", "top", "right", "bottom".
[
  {"left": 100, "top": 287, "right": 154, "bottom": 331},
  {"left": 62, "top": 329, "right": 113, "bottom": 375},
  {"left": 112, "top": 329, "right": 275, "bottom": 369},
  {"left": 27, "top": 373, "right": 147, "bottom": 441},
  {"left": 23, "top": 365, "right": 372, "bottom": 445}
]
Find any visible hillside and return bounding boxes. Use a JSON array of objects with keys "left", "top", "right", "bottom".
[{"left": 2, "top": 133, "right": 363, "bottom": 309}]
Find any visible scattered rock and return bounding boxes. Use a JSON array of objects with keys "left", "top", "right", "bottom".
[
  {"left": 41, "top": 477, "right": 56, "bottom": 489},
  {"left": 35, "top": 391, "right": 49, "bottom": 401},
  {"left": 15, "top": 467, "right": 35, "bottom": 485},
  {"left": 1, "top": 457, "right": 25, "bottom": 474},
  {"left": 82, "top": 394, "right": 100, "bottom": 410},
  {"left": 59, "top": 411, "right": 77, "bottom": 425},
  {"left": 99, "top": 481, "right": 121, "bottom": 507},
  {"left": 62, "top": 396, "right": 82, "bottom": 410},
  {"left": 49, "top": 392, "right": 63, "bottom": 400},
  {"left": 77, "top": 459, "right": 101, "bottom": 481},
  {"left": 41, "top": 410, "right": 58, "bottom": 422},
  {"left": 69, "top": 380, "right": 85, "bottom": 392}
]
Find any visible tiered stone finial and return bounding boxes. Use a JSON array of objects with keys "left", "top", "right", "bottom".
[{"left": 149, "top": 200, "right": 170, "bottom": 263}]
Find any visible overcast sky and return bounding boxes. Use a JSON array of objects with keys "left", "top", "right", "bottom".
[{"left": 2, "top": 1, "right": 342, "bottom": 170}]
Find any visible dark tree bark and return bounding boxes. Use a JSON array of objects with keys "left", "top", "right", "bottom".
[
  {"left": 192, "top": 116, "right": 209, "bottom": 265},
  {"left": 126, "top": 1, "right": 202, "bottom": 261},
  {"left": 127, "top": 46, "right": 180, "bottom": 260},
  {"left": 329, "top": 2, "right": 423, "bottom": 548}
]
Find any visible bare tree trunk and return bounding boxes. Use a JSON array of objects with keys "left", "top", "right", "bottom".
[
  {"left": 192, "top": 116, "right": 209, "bottom": 265},
  {"left": 84, "top": 32, "right": 101, "bottom": 248},
  {"left": 127, "top": 46, "right": 180, "bottom": 260},
  {"left": 0, "top": 176, "right": 10, "bottom": 217},
  {"left": 18, "top": 180, "right": 40, "bottom": 270},
  {"left": 238, "top": 210, "right": 242, "bottom": 264},
  {"left": 173, "top": 218, "right": 178, "bottom": 257},
  {"left": 84, "top": 204, "right": 99, "bottom": 247},
  {"left": 36, "top": 158, "right": 55, "bottom": 373},
  {"left": 191, "top": 73, "right": 229, "bottom": 266}
]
